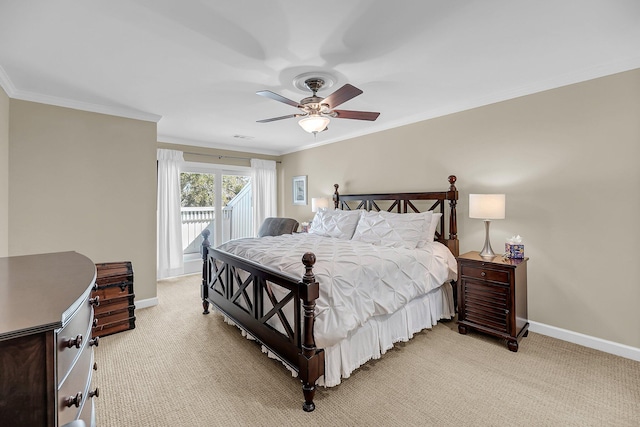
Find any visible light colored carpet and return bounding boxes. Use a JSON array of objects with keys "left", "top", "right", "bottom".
[{"left": 94, "top": 274, "right": 640, "bottom": 426}]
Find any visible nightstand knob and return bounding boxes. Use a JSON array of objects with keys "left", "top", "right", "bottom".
[
  {"left": 481, "top": 271, "right": 486, "bottom": 277},
  {"left": 89, "top": 296, "right": 100, "bottom": 307},
  {"left": 505, "top": 309, "right": 510, "bottom": 314}
]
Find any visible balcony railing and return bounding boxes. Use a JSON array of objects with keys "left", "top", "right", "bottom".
[
  {"left": 181, "top": 182, "right": 253, "bottom": 254},
  {"left": 181, "top": 207, "right": 214, "bottom": 254}
]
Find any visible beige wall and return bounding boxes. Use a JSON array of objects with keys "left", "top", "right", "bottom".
[
  {"left": 281, "top": 69, "right": 640, "bottom": 348},
  {"left": 8, "top": 100, "right": 158, "bottom": 300},
  {"left": 0, "top": 87, "right": 8, "bottom": 257}
]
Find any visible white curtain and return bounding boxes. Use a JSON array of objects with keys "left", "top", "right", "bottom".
[
  {"left": 157, "top": 149, "right": 184, "bottom": 279},
  {"left": 250, "top": 159, "right": 277, "bottom": 235}
]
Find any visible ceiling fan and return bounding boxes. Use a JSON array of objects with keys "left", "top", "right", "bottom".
[{"left": 256, "top": 78, "right": 380, "bottom": 134}]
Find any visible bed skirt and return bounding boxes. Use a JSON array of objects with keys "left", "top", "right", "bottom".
[{"left": 219, "top": 282, "right": 455, "bottom": 387}]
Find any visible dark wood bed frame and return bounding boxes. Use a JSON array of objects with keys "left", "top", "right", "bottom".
[{"left": 200, "top": 175, "right": 458, "bottom": 412}]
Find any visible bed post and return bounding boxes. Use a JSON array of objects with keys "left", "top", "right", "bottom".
[
  {"left": 447, "top": 175, "right": 459, "bottom": 257},
  {"left": 333, "top": 184, "right": 340, "bottom": 209},
  {"left": 299, "top": 252, "right": 324, "bottom": 412},
  {"left": 201, "top": 229, "right": 211, "bottom": 315}
]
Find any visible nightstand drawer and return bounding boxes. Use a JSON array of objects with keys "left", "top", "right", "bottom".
[
  {"left": 460, "top": 264, "right": 510, "bottom": 283},
  {"left": 463, "top": 280, "right": 509, "bottom": 333}
]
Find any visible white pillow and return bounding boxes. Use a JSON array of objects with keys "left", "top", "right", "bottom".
[
  {"left": 309, "top": 209, "right": 362, "bottom": 239},
  {"left": 352, "top": 210, "right": 428, "bottom": 249},
  {"left": 427, "top": 212, "right": 443, "bottom": 242},
  {"left": 379, "top": 210, "right": 435, "bottom": 246}
]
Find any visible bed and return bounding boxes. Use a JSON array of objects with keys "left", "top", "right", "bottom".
[{"left": 200, "top": 175, "right": 459, "bottom": 411}]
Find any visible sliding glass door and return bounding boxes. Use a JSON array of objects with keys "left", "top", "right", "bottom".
[{"left": 180, "top": 162, "right": 252, "bottom": 273}]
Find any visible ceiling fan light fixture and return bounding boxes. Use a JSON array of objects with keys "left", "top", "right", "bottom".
[{"left": 298, "top": 115, "right": 330, "bottom": 133}]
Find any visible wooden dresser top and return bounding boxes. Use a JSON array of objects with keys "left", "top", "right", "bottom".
[{"left": 0, "top": 251, "right": 96, "bottom": 341}]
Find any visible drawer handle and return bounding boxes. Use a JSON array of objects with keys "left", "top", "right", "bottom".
[
  {"left": 89, "top": 336, "right": 100, "bottom": 347},
  {"left": 93, "top": 282, "right": 99, "bottom": 291},
  {"left": 89, "top": 387, "right": 100, "bottom": 399},
  {"left": 89, "top": 296, "right": 100, "bottom": 307},
  {"left": 93, "top": 318, "right": 99, "bottom": 327},
  {"left": 93, "top": 362, "right": 98, "bottom": 371},
  {"left": 64, "top": 334, "right": 83, "bottom": 349},
  {"left": 64, "top": 392, "right": 83, "bottom": 408},
  {"left": 481, "top": 271, "right": 486, "bottom": 277}
]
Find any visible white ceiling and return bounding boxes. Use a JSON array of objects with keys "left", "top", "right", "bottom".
[{"left": 1, "top": 1, "right": 639, "bottom": 155}]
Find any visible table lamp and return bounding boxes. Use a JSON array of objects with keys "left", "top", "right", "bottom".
[
  {"left": 469, "top": 194, "right": 506, "bottom": 257},
  {"left": 311, "top": 197, "right": 330, "bottom": 213}
]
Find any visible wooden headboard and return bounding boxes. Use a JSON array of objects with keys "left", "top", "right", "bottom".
[{"left": 332, "top": 175, "right": 459, "bottom": 257}]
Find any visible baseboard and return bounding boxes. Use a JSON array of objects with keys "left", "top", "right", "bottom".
[
  {"left": 132, "top": 298, "right": 639, "bottom": 361},
  {"left": 135, "top": 297, "right": 159, "bottom": 310},
  {"left": 529, "top": 321, "right": 640, "bottom": 362}
]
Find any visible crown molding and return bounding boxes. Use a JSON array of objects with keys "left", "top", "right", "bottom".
[
  {"left": 379, "top": 55, "right": 640, "bottom": 137},
  {"left": 13, "top": 90, "right": 162, "bottom": 123},
  {"left": 157, "top": 134, "right": 281, "bottom": 156},
  {"left": 284, "top": 56, "right": 640, "bottom": 156},
  {"left": 0, "top": 65, "right": 17, "bottom": 97},
  {"left": 0, "top": 65, "right": 161, "bottom": 123}
]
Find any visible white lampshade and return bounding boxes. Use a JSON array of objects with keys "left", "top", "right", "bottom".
[
  {"left": 311, "top": 197, "right": 330, "bottom": 212},
  {"left": 299, "top": 115, "right": 330, "bottom": 133},
  {"left": 469, "top": 194, "right": 506, "bottom": 220}
]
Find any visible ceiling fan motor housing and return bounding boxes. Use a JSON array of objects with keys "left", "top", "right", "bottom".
[{"left": 303, "top": 78, "right": 325, "bottom": 94}]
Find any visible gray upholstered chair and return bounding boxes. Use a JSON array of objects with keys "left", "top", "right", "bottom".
[{"left": 257, "top": 217, "right": 299, "bottom": 237}]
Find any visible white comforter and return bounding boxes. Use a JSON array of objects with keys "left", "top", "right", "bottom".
[{"left": 217, "top": 233, "right": 457, "bottom": 349}]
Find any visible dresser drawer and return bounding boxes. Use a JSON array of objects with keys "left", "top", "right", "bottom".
[
  {"left": 57, "top": 297, "right": 94, "bottom": 381},
  {"left": 460, "top": 264, "right": 510, "bottom": 283},
  {"left": 58, "top": 343, "right": 93, "bottom": 426}
]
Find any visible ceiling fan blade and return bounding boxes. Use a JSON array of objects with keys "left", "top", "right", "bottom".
[
  {"left": 322, "top": 84, "right": 363, "bottom": 109},
  {"left": 256, "top": 114, "right": 301, "bottom": 123},
  {"left": 333, "top": 110, "right": 380, "bottom": 121},
  {"left": 256, "top": 90, "right": 301, "bottom": 108}
]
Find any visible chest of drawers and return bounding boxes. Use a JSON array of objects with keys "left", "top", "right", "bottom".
[
  {"left": 92, "top": 261, "right": 136, "bottom": 338},
  {"left": 0, "top": 252, "right": 100, "bottom": 427},
  {"left": 456, "top": 251, "right": 529, "bottom": 352}
]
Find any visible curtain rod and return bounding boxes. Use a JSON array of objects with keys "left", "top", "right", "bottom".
[{"left": 183, "top": 151, "right": 281, "bottom": 163}]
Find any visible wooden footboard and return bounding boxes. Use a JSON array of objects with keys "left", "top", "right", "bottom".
[
  {"left": 200, "top": 175, "right": 459, "bottom": 412},
  {"left": 200, "top": 230, "right": 324, "bottom": 412}
]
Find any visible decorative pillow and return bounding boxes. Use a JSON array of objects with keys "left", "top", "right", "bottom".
[
  {"left": 352, "top": 210, "right": 430, "bottom": 249},
  {"left": 309, "top": 209, "right": 362, "bottom": 239}
]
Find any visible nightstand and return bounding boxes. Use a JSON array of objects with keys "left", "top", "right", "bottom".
[{"left": 457, "top": 251, "right": 529, "bottom": 352}]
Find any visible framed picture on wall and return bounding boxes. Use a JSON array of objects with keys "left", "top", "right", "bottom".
[{"left": 292, "top": 175, "right": 307, "bottom": 205}]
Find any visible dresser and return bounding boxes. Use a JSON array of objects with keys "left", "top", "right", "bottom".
[
  {"left": 457, "top": 251, "right": 529, "bottom": 352},
  {"left": 0, "top": 252, "right": 100, "bottom": 427}
]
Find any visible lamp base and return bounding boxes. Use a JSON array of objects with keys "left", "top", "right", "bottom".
[{"left": 479, "top": 220, "right": 497, "bottom": 257}]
